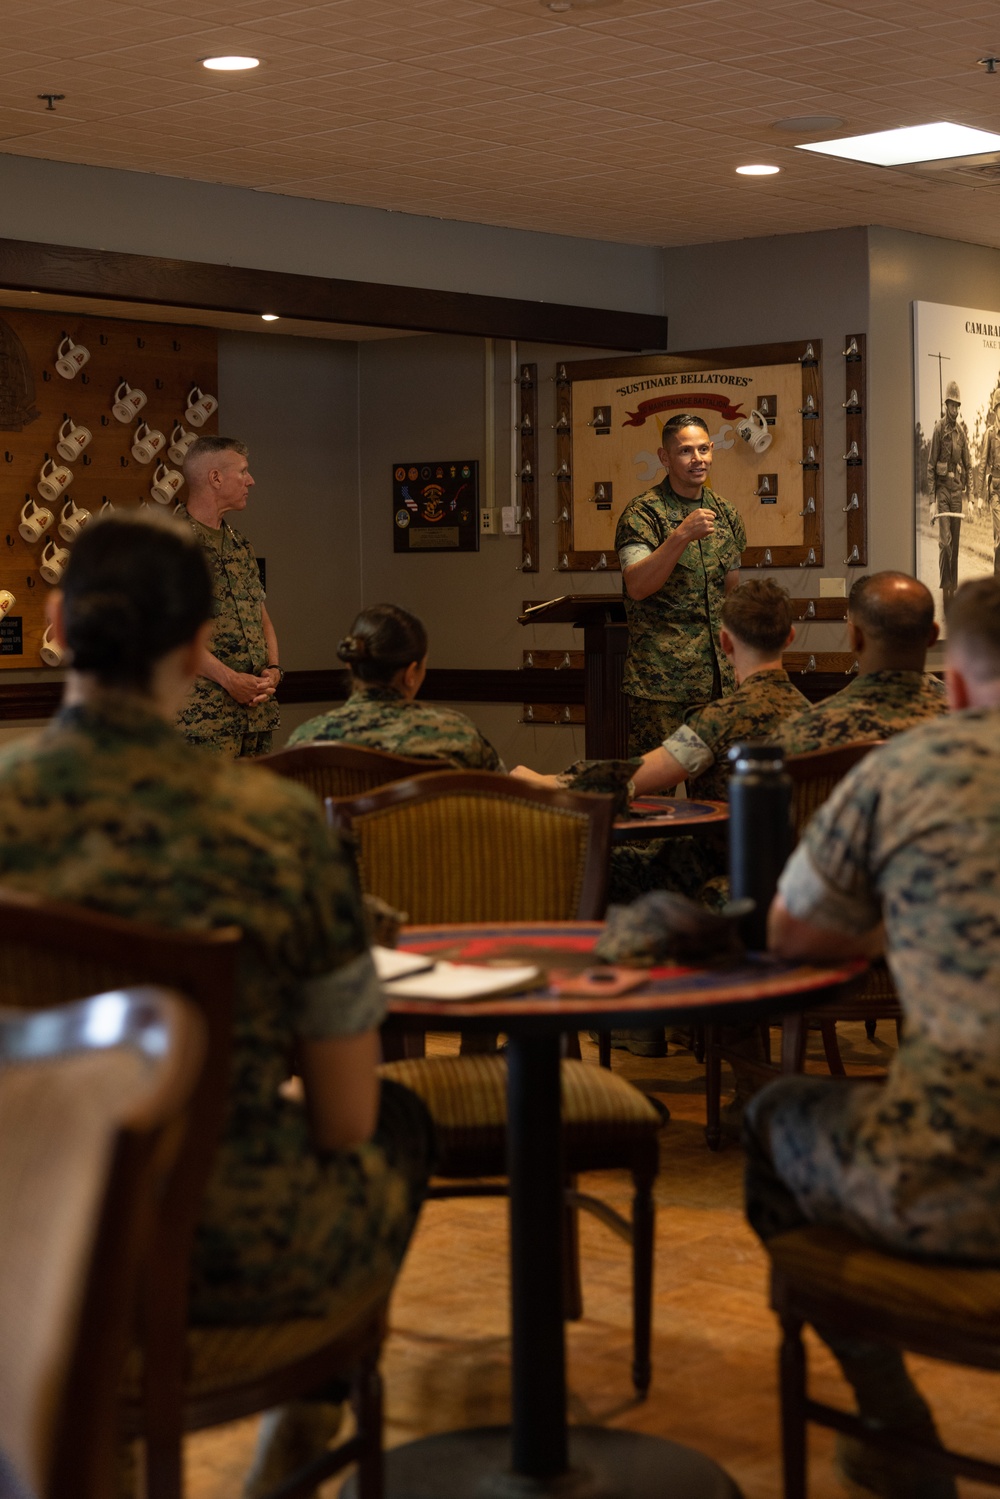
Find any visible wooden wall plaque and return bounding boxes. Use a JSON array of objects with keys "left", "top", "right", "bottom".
[
  {"left": 0, "top": 309, "right": 216, "bottom": 668},
  {"left": 554, "top": 342, "right": 824, "bottom": 573}
]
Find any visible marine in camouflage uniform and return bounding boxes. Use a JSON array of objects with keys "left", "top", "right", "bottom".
[
  {"left": 289, "top": 683, "right": 505, "bottom": 771},
  {"left": 776, "top": 669, "right": 947, "bottom": 757},
  {"left": 178, "top": 509, "right": 280, "bottom": 759},
  {"left": 610, "top": 669, "right": 808, "bottom": 904},
  {"left": 0, "top": 692, "right": 430, "bottom": 1324},
  {"left": 616, "top": 479, "right": 746, "bottom": 754},
  {"left": 746, "top": 710, "right": 1000, "bottom": 1260},
  {"left": 927, "top": 382, "right": 971, "bottom": 607}
]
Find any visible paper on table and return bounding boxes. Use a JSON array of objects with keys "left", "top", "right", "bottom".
[
  {"left": 372, "top": 946, "right": 435, "bottom": 982},
  {"left": 383, "top": 960, "right": 542, "bottom": 1001}
]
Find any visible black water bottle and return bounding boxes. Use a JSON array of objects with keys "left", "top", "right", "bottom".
[{"left": 727, "top": 741, "right": 793, "bottom": 951}]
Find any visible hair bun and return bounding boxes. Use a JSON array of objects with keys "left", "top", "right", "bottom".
[{"left": 337, "top": 634, "right": 366, "bottom": 664}]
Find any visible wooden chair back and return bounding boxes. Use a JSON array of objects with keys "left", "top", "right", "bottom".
[
  {"left": 0, "top": 890, "right": 241, "bottom": 1498},
  {"left": 784, "top": 740, "right": 883, "bottom": 840},
  {"left": 328, "top": 770, "right": 615, "bottom": 922},
  {"left": 259, "top": 742, "right": 450, "bottom": 799},
  {"left": 0, "top": 989, "right": 204, "bottom": 1499}
]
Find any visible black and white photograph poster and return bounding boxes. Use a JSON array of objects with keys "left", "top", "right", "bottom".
[{"left": 914, "top": 299, "right": 1000, "bottom": 621}]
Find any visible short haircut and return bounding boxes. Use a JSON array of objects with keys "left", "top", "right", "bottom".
[
  {"left": 947, "top": 578, "right": 1000, "bottom": 682},
  {"left": 660, "top": 413, "right": 710, "bottom": 445},
  {"left": 337, "top": 603, "right": 428, "bottom": 685},
  {"left": 848, "top": 571, "right": 934, "bottom": 650},
  {"left": 720, "top": 578, "right": 792, "bottom": 654},
  {"left": 182, "top": 436, "right": 248, "bottom": 483}
]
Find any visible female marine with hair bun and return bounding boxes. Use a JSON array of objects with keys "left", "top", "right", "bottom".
[
  {"left": 289, "top": 602, "right": 505, "bottom": 769},
  {"left": 0, "top": 512, "right": 432, "bottom": 1496}
]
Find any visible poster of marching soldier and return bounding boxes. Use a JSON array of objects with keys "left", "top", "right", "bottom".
[{"left": 914, "top": 300, "right": 1000, "bottom": 620}]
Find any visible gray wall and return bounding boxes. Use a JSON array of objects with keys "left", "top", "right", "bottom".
[{"left": 0, "top": 153, "right": 664, "bottom": 314}]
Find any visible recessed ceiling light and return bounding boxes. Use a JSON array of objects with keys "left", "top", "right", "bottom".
[
  {"left": 797, "top": 121, "right": 1000, "bottom": 166},
  {"left": 202, "top": 55, "right": 260, "bottom": 71},
  {"left": 736, "top": 164, "right": 780, "bottom": 176},
  {"left": 261, "top": 313, "right": 279, "bottom": 321}
]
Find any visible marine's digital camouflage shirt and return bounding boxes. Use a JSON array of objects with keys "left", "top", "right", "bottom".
[
  {"left": 615, "top": 480, "right": 746, "bottom": 709},
  {"left": 776, "top": 669, "right": 947, "bottom": 757},
  {"left": 0, "top": 694, "right": 394, "bottom": 1320},
  {"left": 289, "top": 683, "right": 506, "bottom": 771},
  {"left": 177, "top": 509, "right": 279, "bottom": 752},
  {"left": 664, "top": 669, "right": 810, "bottom": 802},
  {"left": 775, "top": 709, "right": 1000, "bottom": 1258}
]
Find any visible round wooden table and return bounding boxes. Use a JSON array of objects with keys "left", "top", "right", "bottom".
[
  {"left": 612, "top": 796, "right": 728, "bottom": 845},
  {"left": 365, "top": 922, "right": 864, "bottom": 1499}
]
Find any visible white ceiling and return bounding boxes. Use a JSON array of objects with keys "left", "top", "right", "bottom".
[{"left": 4, "top": 0, "right": 1000, "bottom": 250}]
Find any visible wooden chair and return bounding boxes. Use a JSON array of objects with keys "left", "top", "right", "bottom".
[
  {"left": 258, "top": 741, "right": 449, "bottom": 799},
  {"left": 704, "top": 741, "right": 893, "bottom": 1148},
  {"left": 769, "top": 1224, "right": 1000, "bottom": 1497},
  {"left": 327, "top": 769, "right": 613, "bottom": 924},
  {"left": 0, "top": 988, "right": 204, "bottom": 1499},
  {"left": 330, "top": 773, "right": 664, "bottom": 1394},
  {"left": 0, "top": 889, "right": 391, "bottom": 1499}
]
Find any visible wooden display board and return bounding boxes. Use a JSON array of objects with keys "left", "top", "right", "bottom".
[
  {"left": 555, "top": 342, "right": 823, "bottom": 572},
  {"left": 0, "top": 308, "right": 216, "bottom": 667}
]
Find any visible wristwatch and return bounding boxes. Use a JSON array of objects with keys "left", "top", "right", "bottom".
[{"left": 265, "top": 664, "right": 284, "bottom": 682}]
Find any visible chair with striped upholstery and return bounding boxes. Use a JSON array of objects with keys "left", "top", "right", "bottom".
[
  {"left": 329, "top": 772, "right": 665, "bottom": 1394},
  {"left": 258, "top": 741, "right": 449, "bottom": 800}
]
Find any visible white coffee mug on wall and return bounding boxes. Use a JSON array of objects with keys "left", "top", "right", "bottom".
[
  {"left": 40, "top": 624, "right": 65, "bottom": 668},
  {"left": 132, "top": 422, "right": 166, "bottom": 464},
  {"left": 168, "top": 425, "right": 198, "bottom": 466},
  {"left": 59, "top": 498, "right": 91, "bottom": 542},
  {"left": 19, "top": 498, "right": 54, "bottom": 544},
  {"left": 56, "top": 418, "right": 93, "bottom": 463},
  {"left": 150, "top": 463, "right": 185, "bottom": 505},
  {"left": 40, "top": 539, "right": 71, "bottom": 585},
  {"left": 37, "top": 459, "right": 74, "bottom": 504},
  {"left": 735, "top": 408, "right": 773, "bottom": 453},
  {"left": 55, "top": 338, "right": 90, "bottom": 380},
  {"left": 112, "top": 381, "right": 147, "bottom": 423},
  {"left": 185, "top": 387, "right": 218, "bottom": 427}
]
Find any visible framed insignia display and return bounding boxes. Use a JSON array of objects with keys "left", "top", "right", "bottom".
[{"left": 392, "top": 460, "right": 479, "bottom": 553}]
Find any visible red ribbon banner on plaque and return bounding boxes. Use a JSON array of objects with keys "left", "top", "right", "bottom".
[{"left": 622, "top": 392, "right": 747, "bottom": 427}]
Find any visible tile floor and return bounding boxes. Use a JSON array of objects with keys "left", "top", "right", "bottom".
[{"left": 184, "top": 1025, "right": 1000, "bottom": 1498}]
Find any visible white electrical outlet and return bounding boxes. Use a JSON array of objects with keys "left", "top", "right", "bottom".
[{"left": 480, "top": 508, "right": 498, "bottom": 535}]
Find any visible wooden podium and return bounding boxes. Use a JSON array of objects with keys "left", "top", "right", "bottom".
[{"left": 519, "top": 594, "right": 630, "bottom": 759}]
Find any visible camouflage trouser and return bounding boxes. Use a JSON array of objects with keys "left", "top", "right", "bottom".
[
  {"left": 626, "top": 697, "right": 687, "bottom": 757},
  {"left": 742, "top": 1075, "right": 953, "bottom": 1437},
  {"left": 189, "top": 1078, "right": 434, "bottom": 1324},
  {"left": 185, "top": 727, "right": 274, "bottom": 758}
]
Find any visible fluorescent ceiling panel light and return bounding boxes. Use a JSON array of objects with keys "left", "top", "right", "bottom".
[
  {"left": 798, "top": 121, "right": 1000, "bottom": 167},
  {"left": 202, "top": 55, "right": 260, "bottom": 71}
]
